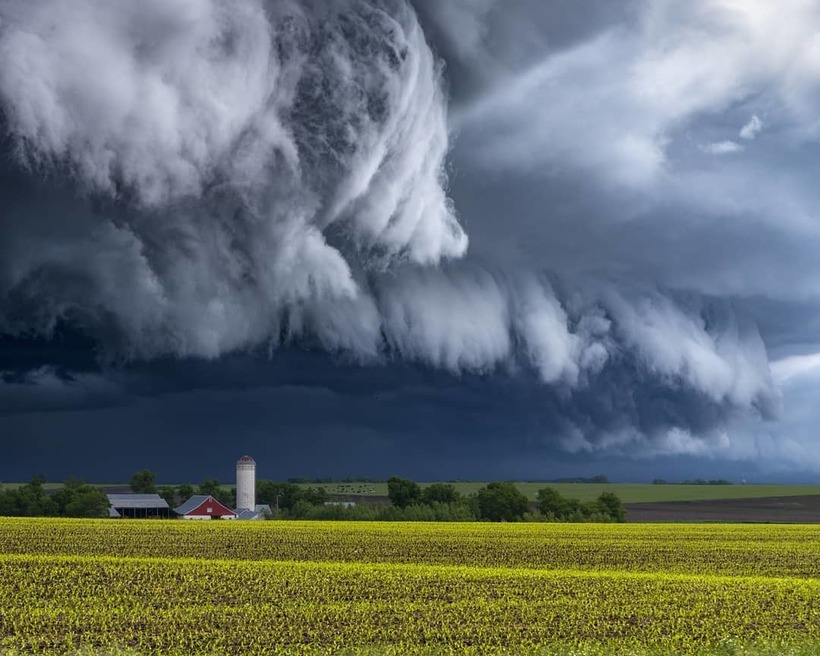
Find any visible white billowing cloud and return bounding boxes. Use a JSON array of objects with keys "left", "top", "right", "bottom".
[
  {"left": 559, "top": 424, "right": 732, "bottom": 459},
  {"left": 0, "top": 0, "right": 279, "bottom": 206},
  {"left": 460, "top": 0, "right": 820, "bottom": 186},
  {"left": 714, "top": 367, "right": 820, "bottom": 474},
  {"left": 739, "top": 114, "right": 763, "bottom": 140},
  {"left": 512, "top": 277, "right": 606, "bottom": 386},
  {"left": 372, "top": 268, "right": 777, "bottom": 432},
  {"left": 604, "top": 291, "right": 777, "bottom": 409},
  {"left": 0, "top": 0, "right": 467, "bottom": 359},
  {"left": 288, "top": 293, "right": 383, "bottom": 363},
  {"left": 771, "top": 352, "right": 820, "bottom": 384},
  {"left": 653, "top": 428, "right": 730, "bottom": 458},
  {"left": 599, "top": 417, "right": 820, "bottom": 474},
  {"left": 702, "top": 140, "right": 743, "bottom": 155},
  {"left": 377, "top": 268, "right": 512, "bottom": 373}
]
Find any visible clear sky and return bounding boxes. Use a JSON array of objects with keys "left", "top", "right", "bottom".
[{"left": 1, "top": 0, "right": 819, "bottom": 483}]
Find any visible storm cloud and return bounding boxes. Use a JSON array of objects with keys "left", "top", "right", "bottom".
[{"left": 0, "top": 0, "right": 818, "bottom": 478}]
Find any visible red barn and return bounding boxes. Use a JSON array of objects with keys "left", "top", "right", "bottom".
[{"left": 174, "top": 495, "right": 237, "bottom": 520}]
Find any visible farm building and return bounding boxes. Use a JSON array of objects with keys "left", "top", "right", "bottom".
[
  {"left": 236, "top": 504, "right": 272, "bottom": 520},
  {"left": 107, "top": 494, "right": 171, "bottom": 519},
  {"left": 174, "top": 495, "right": 237, "bottom": 520},
  {"left": 236, "top": 455, "right": 256, "bottom": 511}
]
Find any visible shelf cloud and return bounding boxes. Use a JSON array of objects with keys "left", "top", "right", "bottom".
[{"left": 1, "top": 0, "right": 819, "bottom": 476}]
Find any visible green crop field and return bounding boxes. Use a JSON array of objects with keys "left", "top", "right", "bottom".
[
  {"left": 0, "top": 483, "right": 65, "bottom": 492},
  {"left": 303, "top": 481, "right": 820, "bottom": 503},
  {"left": 2, "top": 519, "right": 819, "bottom": 655}
]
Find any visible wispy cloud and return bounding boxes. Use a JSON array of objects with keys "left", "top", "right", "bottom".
[
  {"left": 740, "top": 115, "right": 764, "bottom": 140},
  {"left": 701, "top": 141, "right": 744, "bottom": 155}
]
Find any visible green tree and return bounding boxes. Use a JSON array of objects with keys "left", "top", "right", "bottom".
[
  {"left": 594, "top": 491, "right": 627, "bottom": 522},
  {"left": 198, "top": 479, "right": 221, "bottom": 497},
  {"left": 535, "top": 486, "right": 568, "bottom": 518},
  {"left": 387, "top": 476, "right": 422, "bottom": 509},
  {"left": 176, "top": 483, "right": 194, "bottom": 503},
  {"left": 159, "top": 486, "right": 177, "bottom": 506},
  {"left": 223, "top": 487, "right": 237, "bottom": 509},
  {"left": 0, "top": 486, "right": 14, "bottom": 516},
  {"left": 476, "top": 482, "right": 529, "bottom": 522},
  {"left": 51, "top": 479, "right": 109, "bottom": 518},
  {"left": 52, "top": 478, "right": 85, "bottom": 513},
  {"left": 64, "top": 486, "right": 109, "bottom": 518},
  {"left": 129, "top": 469, "right": 157, "bottom": 494},
  {"left": 7, "top": 477, "right": 58, "bottom": 516},
  {"left": 421, "top": 483, "right": 460, "bottom": 506},
  {"left": 256, "top": 481, "right": 323, "bottom": 512},
  {"left": 300, "top": 486, "right": 330, "bottom": 506},
  {"left": 198, "top": 480, "right": 234, "bottom": 507}
]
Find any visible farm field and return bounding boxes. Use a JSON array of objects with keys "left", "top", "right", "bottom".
[
  {"left": 1, "top": 519, "right": 820, "bottom": 655},
  {"left": 626, "top": 495, "right": 820, "bottom": 523},
  {"left": 303, "top": 482, "right": 820, "bottom": 503},
  {"left": 0, "top": 483, "right": 65, "bottom": 492}
]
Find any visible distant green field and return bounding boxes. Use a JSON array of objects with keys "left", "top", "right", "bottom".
[
  {"left": 0, "top": 483, "right": 65, "bottom": 492},
  {"left": 302, "top": 482, "right": 820, "bottom": 503}
]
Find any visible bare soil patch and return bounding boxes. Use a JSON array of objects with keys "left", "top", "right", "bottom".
[{"left": 626, "top": 495, "right": 820, "bottom": 523}]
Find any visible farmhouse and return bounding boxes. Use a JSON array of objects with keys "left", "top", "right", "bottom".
[
  {"left": 107, "top": 494, "right": 171, "bottom": 519},
  {"left": 174, "top": 495, "right": 237, "bottom": 520}
]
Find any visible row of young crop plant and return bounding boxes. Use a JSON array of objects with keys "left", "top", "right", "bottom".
[
  {"left": 1, "top": 519, "right": 819, "bottom": 578},
  {"left": 1, "top": 553, "right": 819, "bottom": 655}
]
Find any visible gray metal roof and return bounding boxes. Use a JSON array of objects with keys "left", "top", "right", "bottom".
[
  {"left": 174, "top": 494, "right": 210, "bottom": 515},
  {"left": 236, "top": 509, "right": 262, "bottom": 520},
  {"left": 107, "top": 494, "right": 170, "bottom": 509}
]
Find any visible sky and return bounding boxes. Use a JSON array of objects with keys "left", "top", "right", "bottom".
[{"left": 1, "top": 0, "right": 820, "bottom": 484}]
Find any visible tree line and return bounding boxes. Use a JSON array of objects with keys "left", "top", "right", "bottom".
[
  {"left": 385, "top": 478, "right": 625, "bottom": 522},
  {"left": 0, "top": 477, "right": 109, "bottom": 518},
  {"left": 0, "top": 473, "right": 627, "bottom": 522},
  {"left": 278, "top": 478, "right": 626, "bottom": 522},
  {"left": 131, "top": 473, "right": 628, "bottom": 522}
]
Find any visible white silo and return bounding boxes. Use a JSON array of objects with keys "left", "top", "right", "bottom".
[{"left": 236, "top": 455, "right": 256, "bottom": 511}]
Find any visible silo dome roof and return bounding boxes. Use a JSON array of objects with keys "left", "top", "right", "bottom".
[{"left": 237, "top": 455, "right": 256, "bottom": 464}]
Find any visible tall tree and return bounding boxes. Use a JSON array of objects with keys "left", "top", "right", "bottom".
[
  {"left": 595, "top": 492, "right": 627, "bottom": 522},
  {"left": 0, "top": 476, "right": 58, "bottom": 517},
  {"left": 198, "top": 479, "right": 222, "bottom": 497},
  {"left": 421, "top": 483, "right": 460, "bottom": 505},
  {"left": 159, "top": 486, "right": 177, "bottom": 506},
  {"left": 477, "top": 482, "right": 529, "bottom": 522},
  {"left": 176, "top": 483, "right": 194, "bottom": 503},
  {"left": 199, "top": 480, "right": 234, "bottom": 507},
  {"left": 256, "top": 481, "right": 303, "bottom": 512},
  {"left": 535, "top": 487, "right": 569, "bottom": 518},
  {"left": 129, "top": 469, "right": 157, "bottom": 494},
  {"left": 387, "top": 476, "right": 422, "bottom": 509},
  {"left": 64, "top": 486, "right": 109, "bottom": 518}
]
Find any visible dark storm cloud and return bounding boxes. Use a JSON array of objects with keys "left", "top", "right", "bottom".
[
  {"left": 0, "top": 350, "right": 789, "bottom": 482},
  {"left": 0, "top": 0, "right": 818, "bottom": 476}
]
